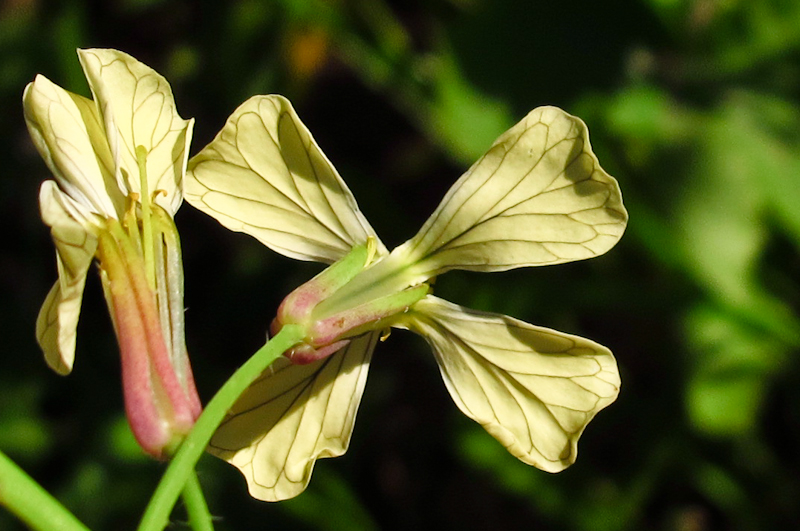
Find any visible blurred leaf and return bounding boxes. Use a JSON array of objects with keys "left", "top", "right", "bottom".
[
  {"left": 721, "top": 92, "right": 800, "bottom": 247},
  {"left": 606, "top": 84, "right": 695, "bottom": 148},
  {"left": 424, "top": 52, "right": 513, "bottom": 163},
  {"left": 0, "top": 382, "right": 53, "bottom": 461},
  {"left": 685, "top": 304, "right": 786, "bottom": 436},
  {"left": 279, "top": 467, "right": 379, "bottom": 531},
  {"left": 693, "top": 462, "right": 757, "bottom": 529},
  {"left": 676, "top": 96, "right": 800, "bottom": 344},
  {"left": 457, "top": 424, "right": 646, "bottom": 531},
  {"left": 106, "top": 415, "right": 151, "bottom": 463},
  {"left": 458, "top": 424, "right": 568, "bottom": 516}
]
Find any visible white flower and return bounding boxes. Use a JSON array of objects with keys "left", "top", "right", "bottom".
[
  {"left": 26, "top": 48, "right": 200, "bottom": 457},
  {"left": 185, "top": 95, "right": 627, "bottom": 499}
]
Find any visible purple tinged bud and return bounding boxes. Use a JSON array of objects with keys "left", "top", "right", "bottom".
[{"left": 271, "top": 243, "right": 429, "bottom": 365}]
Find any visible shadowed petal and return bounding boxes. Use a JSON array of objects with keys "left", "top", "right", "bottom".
[
  {"left": 36, "top": 181, "right": 99, "bottom": 374},
  {"left": 209, "top": 331, "right": 378, "bottom": 501}
]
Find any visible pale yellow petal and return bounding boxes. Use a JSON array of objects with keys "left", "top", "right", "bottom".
[
  {"left": 397, "top": 296, "right": 619, "bottom": 471},
  {"left": 185, "top": 95, "right": 383, "bottom": 264},
  {"left": 77, "top": 48, "right": 193, "bottom": 214},
  {"left": 397, "top": 106, "right": 627, "bottom": 278},
  {"left": 209, "top": 332, "right": 378, "bottom": 501},
  {"left": 23, "top": 75, "right": 121, "bottom": 218},
  {"left": 37, "top": 181, "right": 99, "bottom": 374}
]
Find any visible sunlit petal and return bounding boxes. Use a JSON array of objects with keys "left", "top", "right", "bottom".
[
  {"left": 185, "top": 95, "right": 383, "bottom": 264},
  {"left": 397, "top": 106, "right": 627, "bottom": 278},
  {"left": 398, "top": 296, "right": 619, "bottom": 471},
  {"left": 23, "top": 75, "right": 121, "bottom": 218},
  {"left": 78, "top": 48, "right": 193, "bottom": 214}
]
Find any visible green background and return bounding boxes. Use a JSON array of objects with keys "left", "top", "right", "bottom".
[{"left": 2, "top": 0, "right": 800, "bottom": 529}]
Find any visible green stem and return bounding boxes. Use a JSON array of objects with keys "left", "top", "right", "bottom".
[
  {"left": 0, "top": 450, "right": 90, "bottom": 531},
  {"left": 137, "top": 324, "right": 304, "bottom": 531},
  {"left": 180, "top": 471, "right": 214, "bottom": 531}
]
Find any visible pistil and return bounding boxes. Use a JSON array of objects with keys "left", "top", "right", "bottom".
[{"left": 136, "top": 145, "right": 156, "bottom": 290}]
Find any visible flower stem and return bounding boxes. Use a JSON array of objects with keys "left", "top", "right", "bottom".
[
  {"left": 180, "top": 471, "right": 214, "bottom": 531},
  {"left": 137, "top": 324, "right": 304, "bottom": 531},
  {"left": 0, "top": 450, "right": 90, "bottom": 531}
]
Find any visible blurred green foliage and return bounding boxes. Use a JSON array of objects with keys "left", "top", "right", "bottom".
[{"left": 2, "top": 0, "right": 800, "bottom": 529}]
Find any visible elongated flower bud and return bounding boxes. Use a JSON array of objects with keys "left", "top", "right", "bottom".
[{"left": 98, "top": 214, "right": 201, "bottom": 458}]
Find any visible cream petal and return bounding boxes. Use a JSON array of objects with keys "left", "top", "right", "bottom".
[
  {"left": 396, "top": 106, "right": 627, "bottom": 278},
  {"left": 23, "top": 75, "right": 121, "bottom": 218},
  {"left": 209, "top": 331, "right": 378, "bottom": 501},
  {"left": 77, "top": 48, "right": 193, "bottom": 215},
  {"left": 37, "top": 181, "right": 99, "bottom": 374},
  {"left": 185, "top": 95, "right": 383, "bottom": 264},
  {"left": 397, "top": 296, "right": 619, "bottom": 472}
]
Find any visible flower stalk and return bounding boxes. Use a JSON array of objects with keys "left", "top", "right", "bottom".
[
  {"left": 0, "top": 450, "right": 90, "bottom": 531},
  {"left": 137, "top": 324, "right": 305, "bottom": 531}
]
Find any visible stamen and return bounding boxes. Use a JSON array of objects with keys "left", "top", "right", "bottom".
[
  {"left": 152, "top": 205, "right": 188, "bottom": 382},
  {"left": 122, "top": 193, "right": 140, "bottom": 241},
  {"left": 365, "top": 236, "right": 377, "bottom": 266}
]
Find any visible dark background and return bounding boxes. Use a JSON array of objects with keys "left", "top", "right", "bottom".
[{"left": 2, "top": 0, "right": 800, "bottom": 529}]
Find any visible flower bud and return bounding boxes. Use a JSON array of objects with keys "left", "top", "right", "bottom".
[
  {"left": 272, "top": 243, "right": 429, "bottom": 364},
  {"left": 98, "top": 216, "right": 201, "bottom": 458}
]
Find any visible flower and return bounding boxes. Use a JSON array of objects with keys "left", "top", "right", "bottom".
[
  {"left": 185, "top": 95, "right": 627, "bottom": 500},
  {"left": 25, "top": 48, "right": 201, "bottom": 458}
]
